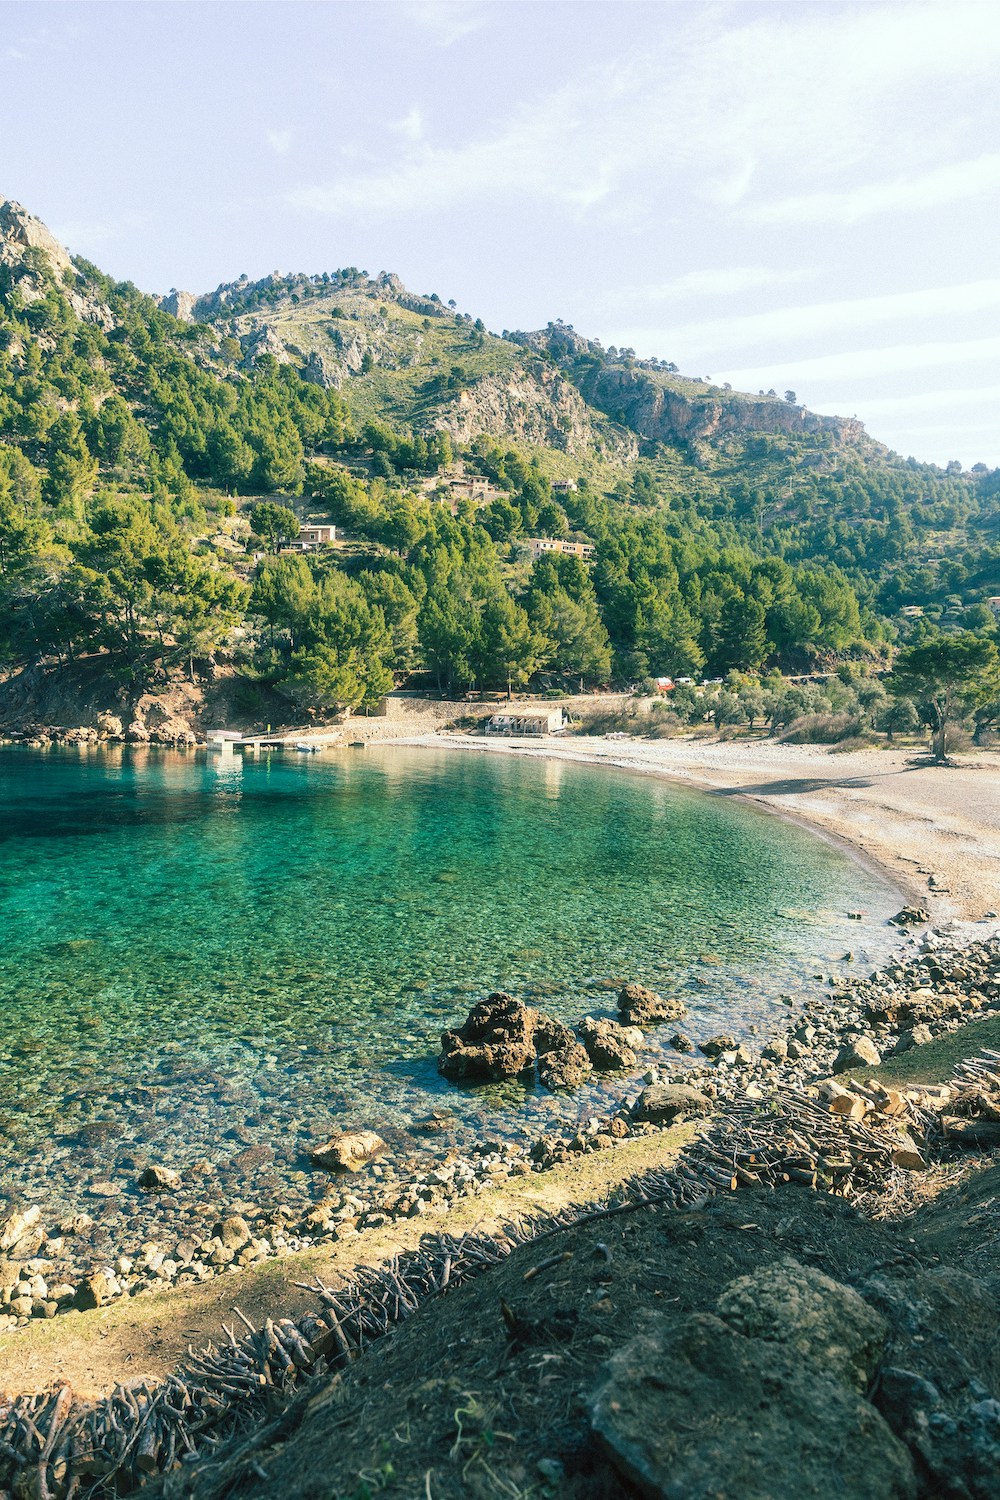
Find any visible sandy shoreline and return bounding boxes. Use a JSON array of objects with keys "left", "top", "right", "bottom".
[{"left": 406, "top": 732, "right": 1000, "bottom": 932}]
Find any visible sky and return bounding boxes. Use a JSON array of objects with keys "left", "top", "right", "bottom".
[{"left": 1, "top": 0, "right": 998, "bottom": 468}]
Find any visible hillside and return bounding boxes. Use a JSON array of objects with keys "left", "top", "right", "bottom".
[{"left": 0, "top": 194, "right": 998, "bottom": 734}]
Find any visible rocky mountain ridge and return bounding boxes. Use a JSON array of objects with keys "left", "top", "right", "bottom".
[{"left": 0, "top": 195, "right": 961, "bottom": 477}]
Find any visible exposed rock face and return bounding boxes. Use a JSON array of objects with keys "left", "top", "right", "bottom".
[
  {"left": 589, "top": 1310, "right": 915, "bottom": 1500},
  {"left": 632, "top": 1082, "right": 712, "bottom": 1125},
  {"left": 302, "top": 349, "right": 338, "bottom": 387},
  {"left": 438, "top": 994, "right": 538, "bottom": 1082},
  {"left": 716, "top": 1258, "right": 888, "bottom": 1391},
  {"left": 511, "top": 323, "right": 868, "bottom": 450},
  {"left": 240, "top": 322, "right": 293, "bottom": 370},
  {"left": 308, "top": 1130, "right": 387, "bottom": 1173},
  {"left": 160, "top": 289, "right": 198, "bottom": 321},
  {"left": 577, "top": 1016, "right": 640, "bottom": 1071},
  {"left": 0, "top": 198, "right": 73, "bottom": 278},
  {"left": 0, "top": 198, "right": 112, "bottom": 326},
  {"left": 437, "top": 366, "right": 637, "bottom": 460},
  {"left": 617, "top": 983, "right": 685, "bottom": 1027}
]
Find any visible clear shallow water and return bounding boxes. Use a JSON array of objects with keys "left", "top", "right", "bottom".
[{"left": 0, "top": 743, "right": 899, "bottom": 1221}]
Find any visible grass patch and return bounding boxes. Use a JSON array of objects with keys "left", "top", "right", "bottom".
[{"left": 854, "top": 1013, "right": 1000, "bottom": 1089}]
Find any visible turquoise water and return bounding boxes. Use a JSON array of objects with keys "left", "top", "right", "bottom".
[{"left": 0, "top": 743, "right": 898, "bottom": 1221}]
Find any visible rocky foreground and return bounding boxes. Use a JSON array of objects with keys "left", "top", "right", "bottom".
[
  {"left": 0, "top": 927, "right": 997, "bottom": 1331},
  {"left": 0, "top": 930, "right": 999, "bottom": 1496}
]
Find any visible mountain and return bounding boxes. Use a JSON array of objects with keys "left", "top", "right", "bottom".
[{"left": 0, "top": 194, "right": 997, "bottom": 734}]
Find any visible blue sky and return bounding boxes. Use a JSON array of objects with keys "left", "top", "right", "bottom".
[{"left": 2, "top": 0, "right": 998, "bottom": 467}]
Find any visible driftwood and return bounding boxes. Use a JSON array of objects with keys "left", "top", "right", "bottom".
[{"left": 0, "top": 1051, "right": 997, "bottom": 1500}]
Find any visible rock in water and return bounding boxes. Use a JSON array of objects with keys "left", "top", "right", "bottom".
[
  {"left": 632, "top": 1082, "right": 712, "bottom": 1124},
  {"left": 577, "top": 1016, "right": 639, "bottom": 1071},
  {"left": 538, "top": 1042, "right": 593, "bottom": 1092},
  {"left": 715, "top": 1258, "right": 888, "bottom": 1391},
  {"left": 138, "top": 1164, "right": 181, "bottom": 1192},
  {"left": 617, "top": 983, "right": 685, "bottom": 1026},
  {"left": 533, "top": 1014, "right": 593, "bottom": 1091},
  {"left": 890, "top": 906, "right": 930, "bottom": 927},
  {"left": 589, "top": 1312, "right": 915, "bottom": 1500},
  {"left": 699, "top": 1033, "right": 737, "bottom": 1058},
  {"left": 309, "top": 1130, "right": 387, "bottom": 1172},
  {"left": 438, "top": 992, "right": 538, "bottom": 1080}
]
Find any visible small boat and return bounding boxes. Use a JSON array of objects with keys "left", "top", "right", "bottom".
[{"left": 295, "top": 741, "right": 321, "bottom": 753}]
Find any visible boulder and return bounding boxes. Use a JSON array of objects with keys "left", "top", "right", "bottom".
[
  {"left": 577, "top": 1016, "right": 638, "bottom": 1071},
  {"left": 96, "top": 712, "right": 124, "bottom": 739},
  {"left": 438, "top": 993, "right": 538, "bottom": 1081},
  {"left": 715, "top": 1258, "right": 888, "bottom": 1391},
  {"left": 589, "top": 1311, "right": 915, "bottom": 1500},
  {"left": 632, "top": 1082, "right": 712, "bottom": 1125},
  {"left": 670, "top": 1031, "right": 695, "bottom": 1053},
  {"left": 890, "top": 907, "right": 930, "bottom": 927},
  {"left": 0, "top": 1207, "right": 40, "bottom": 1253},
  {"left": 833, "top": 1036, "right": 882, "bottom": 1073},
  {"left": 894, "top": 1023, "right": 934, "bottom": 1052},
  {"left": 617, "top": 983, "right": 685, "bottom": 1027},
  {"left": 534, "top": 1015, "right": 576, "bottom": 1056},
  {"left": 215, "top": 1214, "right": 252, "bottom": 1249},
  {"left": 309, "top": 1130, "right": 387, "bottom": 1172},
  {"left": 139, "top": 1164, "right": 181, "bottom": 1192},
  {"left": 699, "top": 1033, "right": 737, "bottom": 1059},
  {"left": 538, "top": 1043, "right": 593, "bottom": 1092},
  {"left": 75, "top": 1274, "right": 109, "bottom": 1311}
]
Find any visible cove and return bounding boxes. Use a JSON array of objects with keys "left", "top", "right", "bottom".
[{"left": 0, "top": 743, "right": 899, "bottom": 1224}]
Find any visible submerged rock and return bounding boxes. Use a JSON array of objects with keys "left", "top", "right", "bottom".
[
  {"left": 617, "top": 983, "right": 685, "bottom": 1027},
  {"left": 139, "top": 1165, "right": 181, "bottom": 1192}
]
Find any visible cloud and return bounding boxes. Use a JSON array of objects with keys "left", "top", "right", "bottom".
[
  {"left": 266, "top": 129, "right": 293, "bottom": 155},
  {"left": 753, "top": 152, "right": 1000, "bottom": 225},
  {"left": 392, "top": 108, "right": 424, "bottom": 142},
  {"left": 288, "top": 2, "right": 1000, "bottom": 227},
  {"left": 290, "top": 64, "right": 639, "bottom": 219},
  {"left": 614, "top": 279, "right": 1000, "bottom": 361},
  {"left": 402, "top": 2, "right": 489, "bottom": 47},
  {"left": 716, "top": 334, "right": 1000, "bottom": 387},
  {"left": 851, "top": 386, "right": 1000, "bottom": 418},
  {"left": 607, "top": 266, "right": 813, "bottom": 308}
]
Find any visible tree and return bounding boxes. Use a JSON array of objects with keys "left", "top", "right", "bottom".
[
  {"left": 530, "top": 588, "right": 612, "bottom": 684},
  {"left": 715, "top": 595, "right": 769, "bottom": 672},
  {"left": 248, "top": 501, "right": 299, "bottom": 553},
  {"left": 477, "top": 591, "right": 541, "bottom": 696},
  {"left": 890, "top": 630, "right": 1000, "bottom": 761}
]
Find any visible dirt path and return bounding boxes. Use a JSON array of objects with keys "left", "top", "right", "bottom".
[{"left": 0, "top": 1128, "right": 696, "bottom": 1400}]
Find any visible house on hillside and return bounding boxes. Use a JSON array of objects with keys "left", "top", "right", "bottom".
[
  {"left": 520, "top": 538, "right": 595, "bottom": 562},
  {"left": 485, "top": 707, "right": 567, "bottom": 736},
  {"left": 297, "top": 523, "right": 337, "bottom": 548}
]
